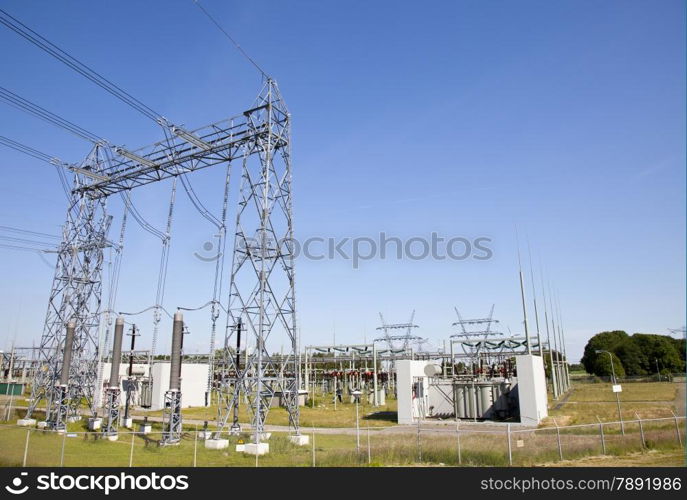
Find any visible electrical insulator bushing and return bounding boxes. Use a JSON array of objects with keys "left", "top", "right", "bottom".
[
  {"left": 109, "top": 316, "right": 125, "bottom": 388},
  {"left": 169, "top": 311, "right": 183, "bottom": 391},
  {"left": 60, "top": 320, "right": 76, "bottom": 386}
]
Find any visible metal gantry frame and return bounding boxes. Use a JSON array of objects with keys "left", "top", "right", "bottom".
[
  {"left": 376, "top": 311, "right": 422, "bottom": 353},
  {"left": 449, "top": 305, "right": 504, "bottom": 374},
  {"left": 26, "top": 145, "right": 112, "bottom": 425},
  {"left": 214, "top": 79, "right": 300, "bottom": 444},
  {"left": 23, "top": 79, "right": 301, "bottom": 441},
  {"left": 305, "top": 344, "right": 380, "bottom": 406}
]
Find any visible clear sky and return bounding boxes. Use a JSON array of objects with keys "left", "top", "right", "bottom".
[{"left": 0, "top": 0, "right": 684, "bottom": 363}]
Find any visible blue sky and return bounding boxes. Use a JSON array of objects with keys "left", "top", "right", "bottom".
[{"left": 0, "top": 0, "right": 684, "bottom": 363}]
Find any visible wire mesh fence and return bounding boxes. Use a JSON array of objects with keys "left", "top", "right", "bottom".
[{"left": 0, "top": 415, "right": 683, "bottom": 467}]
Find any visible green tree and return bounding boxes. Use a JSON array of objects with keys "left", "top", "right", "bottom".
[
  {"left": 581, "top": 330, "right": 686, "bottom": 377},
  {"left": 630, "top": 334, "right": 685, "bottom": 374},
  {"left": 614, "top": 337, "right": 646, "bottom": 376},
  {"left": 581, "top": 330, "right": 628, "bottom": 376}
]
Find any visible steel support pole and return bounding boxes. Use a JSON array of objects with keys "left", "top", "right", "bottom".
[{"left": 372, "top": 344, "right": 378, "bottom": 407}]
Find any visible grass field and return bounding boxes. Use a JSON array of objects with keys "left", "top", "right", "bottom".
[
  {"left": 0, "top": 418, "right": 683, "bottom": 467},
  {"left": 545, "top": 382, "right": 680, "bottom": 426},
  {"left": 1, "top": 380, "right": 683, "bottom": 467},
  {"left": 130, "top": 395, "right": 399, "bottom": 428}
]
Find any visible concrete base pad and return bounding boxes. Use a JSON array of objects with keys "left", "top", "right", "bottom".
[
  {"left": 289, "top": 435, "right": 310, "bottom": 446},
  {"left": 122, "top": 418, "right": 133, "bottom": 428},
  {"left": 37, "top": 421, "right": 48, "bottom": 429},
  {"left": 67, "top": 416, "right": 81, "bottom": 423},
  {"left": 204, "top": 439, "right": 229, "bottom": 450},
  {"left": 17, "top": 418, "right": 36, "bottom": 426},
  {"left": 198, "top": 431, "right": 212, "bottom": 440},
  {"left": 88, "top": 418, "right": 102, "bottom": 431},
  {"left": 106, "top": 435, "right": 119, "bottom": 442},
  {"left": 139, "top": 425, "right": 152, "bottom": 434},
  {"left": 235, "top": 444, "right": 245, "bottom": 452},
  {"left": 259, "top": 432, "right": 271, "bottom": 440},
  {"left": 244, "top": 443, "right": 269, "bottom": 455}
]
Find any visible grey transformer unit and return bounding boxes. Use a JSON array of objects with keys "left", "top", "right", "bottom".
[
  {"left": 161, "top": 311, "right": 184, "bottom": 446},
  {"left": 452, "top": 380, "right": 515, "bottom": 420},
  {"left": 103, "top": 316, "right": 125, "bottom": 438},
  {"left": 48, "top": 320, "right": 76, "bottom": 431}
]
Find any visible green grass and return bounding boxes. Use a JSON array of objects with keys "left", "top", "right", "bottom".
[
  {"left": 2, "top": 381, "right": 682, "bottom": 467},
  {"left": 546, "top": 382, "right": 679, "bottom": 425},
  {"left": 130, "top": 395, "right": 398, "bottom": 429},
  {"left": 567, "top": 382, "right": 676, "bottom": 402},
  {"left": 1, "top": 414, "right": 682, "bottom": 467}
]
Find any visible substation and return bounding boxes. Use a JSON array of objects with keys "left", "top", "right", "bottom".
[{"left": 0, "top": 8, "right": 573, "bottom": 457}]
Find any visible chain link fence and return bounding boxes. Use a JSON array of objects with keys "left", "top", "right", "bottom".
[{"left": 0, "top": 414, "right": 683, "bottom": 467}]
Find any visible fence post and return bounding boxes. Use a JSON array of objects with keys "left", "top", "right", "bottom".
[
  {"left": 193, "top": 423, "right": 198, "bottom": 467},
  {"left": 596, "top": 416, "right": 606, "bottom": 455},
  {"left": 456, "top": 421, "right": 462, "bottom": 465},
  {"left": 311, "top": 425, "right": 316, "bottom": 467},
  {"left": 635, "top": 412, "right": 646, "bottom": 449},
  {"left": 60, "top": 430, "right": 67, "bottom": 466},
  {"left": 416, "top": 418, "right": 422, "bottom": 462},
  {"left": 367, "top": 426, "right": 371, "bottom": 464},
  {"left": 128, "top": 431, "right": 135, "bottom": 467},
  {"left": 553, "top": 418, "right": 563, "bottom": 461},
  {"left": 22, "top": 429, "right": 30, "bottom": 467},
  {"left": 5, "top": 391, "right": 14, "bottom": 421},
  {"left": 671, "top": 411, "right": 682, "bottom": 446},
  {"left": 355, "top": 401, "right": 360, "bottom": 454},
  {"left": 507, "top": 423, "right": 512, "bottom": 466}
]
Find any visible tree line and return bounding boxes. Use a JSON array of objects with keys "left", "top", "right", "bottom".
[{"left": 581, "top": 330, "right": 685, "bottom": 377}]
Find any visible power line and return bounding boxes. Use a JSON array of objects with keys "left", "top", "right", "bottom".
[
  {"left": 0, "top": 235, "right": 56, "bottom": 247},
  {"left": 0, "top": 135, "right": 53, "bottom": 163},
  {"left": 0, "top": 226, "right": 59, "bottom": 240},
  {"left": 0, "top": 136, "right": 72, "bottom": 198},
  {"left": 192, "top": 0, "right": 269, "bottom": 79},
  {"left": 0, "top": 86, "right": 102, "bottom": 143},
  {"left": 0, "top": 7, "right": 163, "bottom": 123},
  {"left": 0, "top": 243, "right": 53, "bottom": 252}
]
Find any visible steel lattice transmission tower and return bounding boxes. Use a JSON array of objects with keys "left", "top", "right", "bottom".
[
  {"left": 451, "top": 304, "right": 502, "bottom": 340},
  {"left": 215, "top": 80, "right": 301, "bottom": 443},
  {"left": 376, "top": 311, "right": 422, "bottom": 353},
  {"left": 450, "top": 304, "right": 504, "bottom": 367},
  {"left": 26, "top": 144, "right": 112, "bottom": 427},
  {"left": 21, "top": 79, "right": 302, "bottom": 441}
]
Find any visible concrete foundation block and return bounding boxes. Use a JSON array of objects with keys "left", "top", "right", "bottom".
[
  {"left": 17, "top": 418, "right": 36, "bottom": 427},
  {"left": 198, "top": 430, "right": 212, "bottom": 440},
  {"left": 106, "top": 434, "right": 119, "bottom": 442},
  {"left": 36, "top": 421, "right": 48, "bottom": 429},
  {"left": 204, "top": 438, "right": 229, "bottom": 450},
  {"left": 259, "top": 432, "right": 271, "bottom": 440},
  {"left": 88, "top": 418, "right": 102, "bottom": 431},
  {"left": 235, "top": 444, "right": 245, "bottom": 452},
  {"left": 139, "top": 424, "right": 152, "bottom": 434},
  {"left": 244, "top": 442, "right": 269, "bottom": 455},
  {"left": 122, "top": 417, "right": 133, "bottom": 429},
  {"left": 289, "top": 434, "right": 310, "bottom": 446},
  {"left": 67, "top": 416, "right": 81, "bottom": 423}
]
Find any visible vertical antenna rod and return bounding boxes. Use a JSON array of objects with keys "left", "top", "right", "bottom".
[
  {"left": 515, "top": 229, "right": 531, "bottom": 354},
  {"left": 527, "top": 239, "right": 544, "bottom": 356},
  {"left": 540, "top": 263, "right": 559, "bottom": 400}
]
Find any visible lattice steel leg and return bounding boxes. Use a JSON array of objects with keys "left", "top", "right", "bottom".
[{"left": 161, "top": 389, "right": 182, "bottom": 445}]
